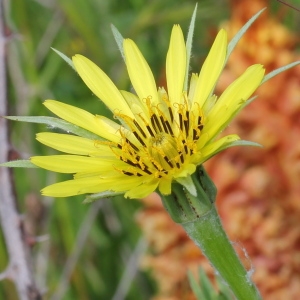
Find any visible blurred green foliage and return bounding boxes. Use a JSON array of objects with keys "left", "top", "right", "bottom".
[
  {"left": 188, "top": 268, "right": 234, "bottom": 300},
  {"left": 2, "top": 0, "right": 299, "bottom": 299}
]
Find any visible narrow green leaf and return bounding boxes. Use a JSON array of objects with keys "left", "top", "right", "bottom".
[
  {"left": 226, "top": 8, "right": 266, "bottom": 62},
  {"left": 0, "top": 160, "right": 38, "bottom": 168},
  {"left": 261, "top": 61, "right": 300, "bottom": 84},
  {"left": 216, "top": 276, "right": 234, "bottom": 300},
  {"left": 199, "top": 268, "right": 216, "bottom": 299},
  {"left": 188, "top": 270, "right": 205, "bottom": 300},
  {"left": 184, "top": 3, "right": 197, "bottom": 91},
  {"left": 225, "top": 139, "right": 262, "bottom": 150},
  {"left": 83, "top": 191, "right": 123, "bottom": 204},
  {"left": 240, "top": 96, "right": 257, "bottom": 109},
  {"left": 111, "top": 24, "right": 125, "bottom": 61},
  {"left": 5, "top": 116, "right": 101, "bottom": 140},
  {"left": 51, "top": 48, "right": 75, "bottom": 70}
]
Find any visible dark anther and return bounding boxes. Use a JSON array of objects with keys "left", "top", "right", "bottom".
[
  {"left": 126, "top": 138, "right": 139, "bottom": 152},
  {"left": 146, "top": 125, "right": 155, "bottom": 137},
  {"left": 134, "top": 120, "right": 147, "bottom": 138},
  {"left": 133, "top": 131, "right": 146, "bottom": 147},
  {"left": 160, "top": 116, "right": 169, "bottom": 133},
  {"left": 123, "top": 171, "right": 134, "bottom": 176},
  {"left": 152, "top": 114, "right": 162, "bottom": 132},
  {"left": 179, "top": 113, "right": 183, "bottom": 131},
  {"left": 163, "top": 156, "right": 174, "bottom": 168},
  {"left": 165, "top": 120, "right": 174, "bottom": 136},
  {"left": 168, "top": 107, "right": 174, "bottom": 122},
  {"left": 178, "top": 151, "right": 184, "bottom": 163}
]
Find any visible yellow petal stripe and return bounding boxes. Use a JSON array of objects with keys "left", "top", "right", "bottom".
[
  {"left": 41, "top": 175, "right": 146, "bottom": 197},
  {"left": 31, "top": 155, "right": 118, "bottom": 173},
  {"left": 44, "top": 100, "right": 122, "bottom": 143},
  {"left": 192, "top": 29, "right": 227, "bottom": 107},
  {"left": 41, "top": 176, "right": 105, "bottom": 197},
  {"left": 36, "top": 132, "right": 114, "bottom": 156},
  {"left": 124, "top": 179, "right": 159, "bottom": 198},
  {"left": 73, "top": 55, "right": 134, "bottom": 118},
  {"left": 44, "top": 100, "right": 104, "bottom": 137},
  {"left": 123, "top": 39, "right": 159, "bottom": 105},
  {"left": 166, "top": 25, "right": 186, "bottom": 105}
]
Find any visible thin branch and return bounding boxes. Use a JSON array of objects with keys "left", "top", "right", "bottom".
[
  {"left": 50, "top": 200, "right": 104, "bottom": 300},
  {"left": 112, "top": 238, "right": 148, "bottom": 300},
  {"left": 0, "top": 0, "right": 41, "bottom": 299},
  {"left": 0, "top": 269, "right": 8, "bottom": 281}
]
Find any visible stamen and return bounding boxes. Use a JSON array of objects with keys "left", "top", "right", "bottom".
[
  {"left": 159, "top": 116, "right": 169, "bottom": 133},
  {"left": 125, "top": 138, "right": 139, "bottom": 152},
  {"left": 143, "top": 168, "right": 152, "bottom": 175},
  {"left": 163, "top": 156, "right": 174, "bottom": 168},
  {"left": 165, "top": 120, "right": 174, "bottom": 136},
  {"left": 179, "top": 113, "right": 183, "bottom": 131},
  {"left": 168, "top": 107, "right": 174, "bottom": 122},
  {"left": 133, "top": 131, "right": 146, "bottom": 147},
  {"left": 123, "top": 171, "right": 134, "bottom": 176},
  {"left": 183, "top": 141, "right": 188, "bottom": 154},
  {"left": 152, "top": 114, "right": 163, "bottom": 132},
  {"left": 197, "top": 116, "right": 202, "bottom": 127},
  {"left": 146, "top": 125, "right": 155, "bottom": 137},
  {"left": 133, "top": 120, "right": 147, "bottom": 138},
  {"left": 179, "top": 151, "right": 184, "bottom": 163},
  {"left": 184, "top": 111, "right": 189, "bottom": 136},
  {"left": 198, "top": 124, "right": 204, "bottom": 131}
]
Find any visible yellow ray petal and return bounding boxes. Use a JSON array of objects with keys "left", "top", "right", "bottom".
[
  {"left": 124, "top": 179, "right": 159, "bottom": 199},
  {"left": 188, "top": 73, "right": 198, "bottom": 103},
  {"left": 41, "top": 176, "right": 104, "bottom": 197},
  {"left": 95, "top": 115, "right": 123, "bottom": 143},
  {"left": 43, "top": 100, "right": 104, "bottom": 137},
  {"left": 120, "top": 90, "right": 148, "bottom": 116},
  {"left": 123, "top": 39, "right": 159, "bottom": 105},
  {"left": 166, "top": 25, "right": 186, "bottom": 105},
  {"left": 36, "top": 132, "right": 114, "bottom": 156},
  {"left": 31, "top": 155, "right": 117, "bottom": 173},
  {"left": 44, "top": 100, "right": 122, "bottom": 143},
  {"left": 204, "top": 64, "right": 265, "bottom": 139},
  {"left": 74, "top": 170, "right": 116, "bottom": 179},
  {"left": 42, "top": 174, "right": 145, "bottom": 197},
  {"left": 79, "top": 175, "right": 146, "bottom": 195},
  {"left": 200, "top": 134, "right": 240, "bottom": 163},
  {"left": 72, "top": 55, "right": 134, "bottom": 118},
  {"left": 192, "top": 29, "right": 227, "bottom": 107},
  {"left": 158, "top": 178, "right": 172, "bottom": 195}
]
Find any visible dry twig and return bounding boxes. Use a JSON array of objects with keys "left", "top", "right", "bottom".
[{"left": 0, "top": 1, "right": 41, "bottom": 299}]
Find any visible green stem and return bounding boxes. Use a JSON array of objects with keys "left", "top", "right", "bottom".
[
  {"left": 182, "top": 206, "right": 261, "bottom": 300},
  {"left": 159, "top": 166, "right": 262, "bottom": 300}
]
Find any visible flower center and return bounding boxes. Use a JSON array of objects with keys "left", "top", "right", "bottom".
[
  {"left": 111, "top": 93, "right": 204, "bottom": 178},
  {"left": 148, "top": 132, "right": 180, "bottom": 171}
]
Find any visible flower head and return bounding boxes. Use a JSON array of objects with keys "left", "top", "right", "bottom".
[{"left": 31, "top": 25, "right": 265, "bottom": 199}]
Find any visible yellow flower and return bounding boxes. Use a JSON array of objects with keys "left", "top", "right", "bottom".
[{"left": 31, "top": 25, "right": 264, "bottom": 198}]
